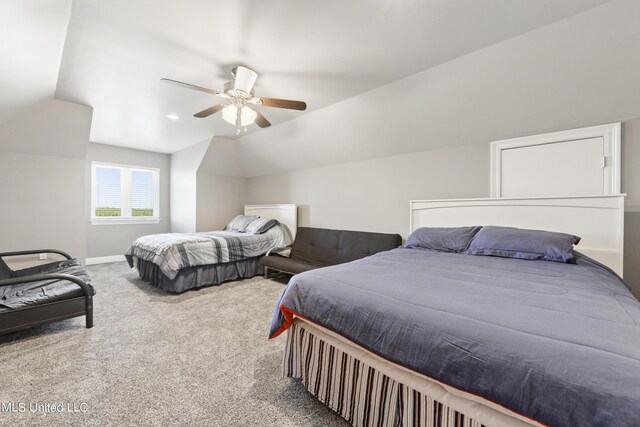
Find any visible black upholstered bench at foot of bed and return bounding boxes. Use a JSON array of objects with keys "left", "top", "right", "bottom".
[{"left": 0, "top": 249, "right": 95, "bottom": 335}]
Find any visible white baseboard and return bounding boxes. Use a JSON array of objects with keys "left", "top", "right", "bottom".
[{"left": 85, "top": 255, "right": 126, "bottom": 265}]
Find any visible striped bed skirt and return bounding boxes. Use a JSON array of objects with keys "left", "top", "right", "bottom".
[{"left": 284, "top": 322, "right": 486, "bottom": 427}]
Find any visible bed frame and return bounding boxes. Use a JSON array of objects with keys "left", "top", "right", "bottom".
[
  {"left": 410, "top": 195, "right": 625, "bottom": 276},
  {"left": 283, "top": 195, "right": 626, "bottom": 427},
  {"left": 0, "top": 249, "right": 94, "bottom": 335}
]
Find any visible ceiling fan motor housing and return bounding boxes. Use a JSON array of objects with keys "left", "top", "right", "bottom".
[{"left": 223, "top": 81, "right": 255, "bottom": 98}]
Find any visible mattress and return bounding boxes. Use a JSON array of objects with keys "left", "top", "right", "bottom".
[
  {"left": 270, "top": 248, "right": 640, "bottom": 426},
  {"left": 0, "top": 259, "right": 94, "bottom": 313}
]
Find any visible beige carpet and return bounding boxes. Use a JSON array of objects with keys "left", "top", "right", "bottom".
[{"left": 0, "top": 262, "right": 348, "bottom": 427}]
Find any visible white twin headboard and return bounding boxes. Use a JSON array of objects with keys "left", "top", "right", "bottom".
[
  {"left": 244, "top": 204, "right": 298, "bottom": 239},
  {"left": 409, "top": 195, "right": 625, "bottom": 276}
]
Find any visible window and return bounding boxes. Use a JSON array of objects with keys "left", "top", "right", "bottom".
[{"left": 91, "top": 162, "right": 160, "bottom": 225}]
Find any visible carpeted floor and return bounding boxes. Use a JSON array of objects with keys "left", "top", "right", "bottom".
[{"left": 0, "top": 262, "right": 349, "bottom": 427}]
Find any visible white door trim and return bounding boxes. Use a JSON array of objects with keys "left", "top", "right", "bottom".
[{"left": 490, "top": 123, "right": 621, "bottom": 198}]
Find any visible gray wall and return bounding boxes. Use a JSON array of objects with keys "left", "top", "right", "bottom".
[
  {"left": 0, "top": 99, "right": 91, "bottom": 159},
  {"left": 195, "top": 137, "right": 248, "bottom": 231},
  {"left": 85, "top": 143, "right": 170, "bottom": 258},
  {"left": 0, "top": 151, "right": 87, "bottom": 268},
  {"left": 0, "top": 99, "right": 92, "bottom": 267},
  {"left": 622, "top": 119, "right": 640, "bottom": 297},
  {"left": 624, "top": 213, "right": 640, "bottom": 297},
  {"left": 247, "top": 143, "right": 488, "bottom": 235},
  {"left": 243, "top": 1, "right": 640, "bottom": 297},
  {"left": 170, "top": 139, "right": 210, "bottom": 233},
  {"left": 196, "top": 173, "right": 247, "bottom": 232}
]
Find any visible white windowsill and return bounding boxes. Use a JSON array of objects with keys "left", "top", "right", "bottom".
[{"left": 90, "top": 217, "right": 160, "bottom": 225}]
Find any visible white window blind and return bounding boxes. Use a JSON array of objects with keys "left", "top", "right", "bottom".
[
  {"left": 91, "top": 162, "right": 160, "bottom": 225},
  {"left": 95, "top": 166, "right": 122, "bottom": 217},
  {"left": 131, "top": 169, "right": 154, "bottom": 217}
]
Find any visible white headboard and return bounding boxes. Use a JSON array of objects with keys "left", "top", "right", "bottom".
[
  {"left": 409, "top": 195, "right": 625, "bottom": 276},
  {"left": 244, "top": 204, "right": 298, "bottom": 239}
]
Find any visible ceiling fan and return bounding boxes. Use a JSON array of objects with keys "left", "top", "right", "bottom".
[{"left": 161, "top": 66, "right": 306, "bottom": 131}]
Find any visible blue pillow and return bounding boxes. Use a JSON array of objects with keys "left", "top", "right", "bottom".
[
  {"left": 405, "top": 226, "right": 482, "bottom": 252},
  {"left": 465, "top": 226, "right": 580, "bottom": 263}
]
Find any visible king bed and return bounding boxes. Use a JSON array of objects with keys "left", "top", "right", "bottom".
[
  {"left": 126, "top": 204, "right": 297, "bottom": 292},
  {"left": 269, "top": 195, "right": 639, "bottom": 427}
]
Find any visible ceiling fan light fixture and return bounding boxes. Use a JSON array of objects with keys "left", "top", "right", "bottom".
[
  {"left": 162, "top": 66, "right": 303, "bottom": 130},
  {"left": 242, "top": 106, "right": 258, "bottom": 125},
  {"left": 221, "top": 104, "right": 237, "bottom": 125},
  {"left": 221, "top": 104, "right": 257, "bottom": 126}
]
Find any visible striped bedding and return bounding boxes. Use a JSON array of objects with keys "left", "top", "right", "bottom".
[
  {"left": 125, "top": 224, "right": 291, "bottom": 280},
  {"left": 285, "top": 321, "right": 487, "bottom": 427}
]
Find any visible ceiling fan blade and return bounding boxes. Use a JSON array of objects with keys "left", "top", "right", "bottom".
[
  {"left": 161, "top": 78, "right": 221, "bottom": 96},
  {"left": 246, "top": 106, "right": 271, "bottom": 128},
  {"left": 233, "top": 66, "right": 258, "bottom": 94},
  {"left": 194, "top": 104, "right": 226, "bottom": 118},
  {"left": 259, "top": 97, "right": 307, "bottom": 111}
]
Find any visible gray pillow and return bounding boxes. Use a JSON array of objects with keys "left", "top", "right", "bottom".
[
  {"left": 465, "top": 225, "right": 581, "bottom": 263},
  {"left": 245, "top": 217, "right": 279, "bottom": 234},
  {"left": 225, "top": 215, "right": 259, "bottom": 232},
  {"left": 404, "top": 226, "right": 482, "bottom": 252}
]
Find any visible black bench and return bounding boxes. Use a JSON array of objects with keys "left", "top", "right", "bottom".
[
  {"left": 0, "top": 249, "right": 94, "bottom": 335},
  {"left": 261, "top": 227, "right": 402, "bottom": 277}
]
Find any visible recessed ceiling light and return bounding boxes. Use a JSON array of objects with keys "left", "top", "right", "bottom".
[{"left": 165, "top": 114, "right": 180, "bottom": 120}]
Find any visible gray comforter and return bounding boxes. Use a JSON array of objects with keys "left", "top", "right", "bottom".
[
  {"left": 269, "top": 248, "right": 640, "bottom": 426},
  {"left": 0, "top": 260, "right": 94, "bottom": 312},
  {"left": 125, "top": 224, "right": 291, "bottom": 279}
]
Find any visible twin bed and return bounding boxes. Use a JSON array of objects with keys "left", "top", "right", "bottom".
[
  {"left": 269, "top": 196, "right": 639, "bottom": 427},
  {"left": 125, "top": 204, "right": 297, "bottom": 292}
]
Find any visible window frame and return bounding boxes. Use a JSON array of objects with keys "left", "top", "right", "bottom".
[{"left": 91, "top": 161, "right": 160, "bottom": 225}]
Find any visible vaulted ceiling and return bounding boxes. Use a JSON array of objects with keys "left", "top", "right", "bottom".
[
  {"left": 2, "top": 0, "right": 611, "bottom": 153},
  {"left": 0, "top": 0, "right": 72, "bottom": 123}
]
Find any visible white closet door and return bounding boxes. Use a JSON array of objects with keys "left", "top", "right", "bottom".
[{"left": 500, "top": 137, "right": 605, "bottom": 197}]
